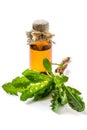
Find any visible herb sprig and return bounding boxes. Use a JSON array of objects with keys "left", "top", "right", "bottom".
[{"left": 2, "top": 58, "right": 85, "bottom": 113}]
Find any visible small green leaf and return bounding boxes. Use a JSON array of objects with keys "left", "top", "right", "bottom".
[
  {"left": 51, "top": 89, "right": 60, "bottom": 112},
  {"left": 43, "top": 58, "right": 52, "bottom": 74},
  {"left": 60, "top": 75, "right": 68, "bottom": 82},
  {"left": 51, "top": 99, "right": 59, "bottom": 112},
  {"left": 54, "top": 75, "right": 68, "bottom": 88},
  {"left": 58, "top": 87, "right": 68, "bottom": 105}
]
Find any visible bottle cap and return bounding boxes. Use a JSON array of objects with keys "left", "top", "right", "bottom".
[{"left": 32, "top": 19, "right": 49, "bottom": 32}]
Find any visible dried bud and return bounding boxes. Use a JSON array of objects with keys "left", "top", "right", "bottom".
[
  {"left": 62, "top": 63, "right": 68, "bottom": 71},
  {"left": 55, "top": 57, "right": 70, "bottom": 75},
  {"left": 55, "top": 67, "right": 63, "bottom": 75},
  {"left": 61, "top": 57, "right": 70, "bottom": 65}
]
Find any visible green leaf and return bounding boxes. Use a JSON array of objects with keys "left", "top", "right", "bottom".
[
  {"left": 60, "top": 75, "right": 68, "bottom": 82},
  {"left": 2, "top": 82, "right": 24, "bottom": 95},
  {"left": 34, "top": 82, "right": 55, "bottom": 100},
  {"left": 65, "top": 86, "right": 85, "bottom": 112},
  {"left": 71, "top": 87, "right": 81, "bottom": 95},
  {"left": 58, "top": 87, "right": 68, "bottom": 105},
  {"left": 20, "top": 80, "right": 51, "bottom": 101},
  {"left": 12, "top": 76, "right": 30, "bottom": 88},
  {"left": 51, "top": 87, "right": 68, "bottom": 112},
  {"left": 51, "top": 99, "right": 59, "bottom": 112},
  {"left": 2, "top": 76, "right": 30, "bottom": 95},
  {"left": 22, "top": 69, "right": 50, "bottom": 82},
  {"left": 54, "top": 75, "right": 68, "bottom": 88},
  {"left": 51, "top": 89, "right": 60, "bottom": 112},
  {"left": 22, "top": 69, "right": 40, "bottom": 76},
  {"left": 43, "top": 58, "right": 52, "bottom": 74}
]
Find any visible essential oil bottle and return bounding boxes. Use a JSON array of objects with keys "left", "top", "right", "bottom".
[{"left": 26, "top": 19, "right": 54, "bottom": 73}]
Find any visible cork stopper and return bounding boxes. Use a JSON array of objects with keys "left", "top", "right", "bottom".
[{"left": 32, "top": 19, "right": 49, "bottom": 32}]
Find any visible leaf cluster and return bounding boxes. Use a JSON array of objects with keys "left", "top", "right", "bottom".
[{"left": 2, "top": 58, "right": 85, "bottom": 112}]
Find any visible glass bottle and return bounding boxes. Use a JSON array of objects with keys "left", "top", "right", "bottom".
[{"left": 26, "top": 20, "right": 54, "bottom": 73}]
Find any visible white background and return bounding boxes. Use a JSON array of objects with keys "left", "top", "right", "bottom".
[{"left": 0, "top": 0, "right": 87, "bottom": 130}]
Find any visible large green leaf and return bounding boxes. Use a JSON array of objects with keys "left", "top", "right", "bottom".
[
  {"left": 22, "top": 69, "right": 50, "bottom": 82},
  {"left": 65, "top": 86, "right": 85, "bottom": 112},
  {"left": 20, "top": 80, "right": 51, "bottom": 101},
  {"left": 12, "top": 76, "right": 30, "bottom": 88},
  {"left": 51, "top": 87, "right": 67, "bottom": 112},
  {"left": 2, "top": 82, "right": 25, "bottom": 95}
]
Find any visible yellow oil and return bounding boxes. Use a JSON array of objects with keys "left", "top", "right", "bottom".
[{"left": 29, "top": 40, "right": 52, "bottom": 72}]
